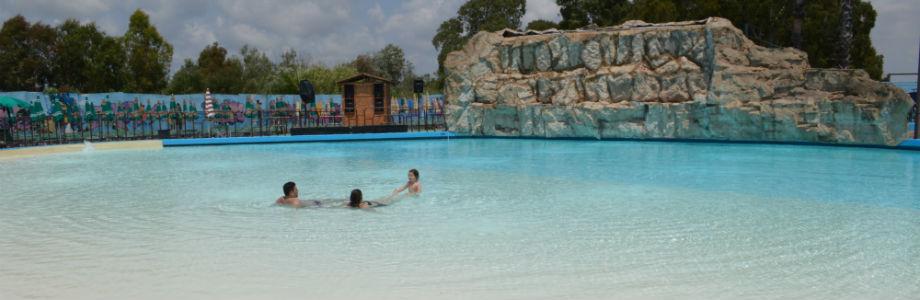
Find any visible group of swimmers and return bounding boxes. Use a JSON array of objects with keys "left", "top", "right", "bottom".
[{"left": 275, "top": 169, "right": 422, "bottom": 209}]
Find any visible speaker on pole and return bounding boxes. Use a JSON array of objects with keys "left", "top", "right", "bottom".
[
  {"left": 299, "top": 80, "right": 315, "bottom": 104},
  {"left": 413, "top": 79, "right": 424, "bottom": 94}
]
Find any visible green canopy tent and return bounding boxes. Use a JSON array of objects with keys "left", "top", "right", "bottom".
[
  {"left": 0, "top": 96, "right": 30, "bottom": 125},
  {"left": 0, "top": 96, "right": 30, "bottom": 110}
]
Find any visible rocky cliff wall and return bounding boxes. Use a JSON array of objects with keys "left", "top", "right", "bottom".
[{"left": 443, "top": 18, "right": 913, "bottom": 146}]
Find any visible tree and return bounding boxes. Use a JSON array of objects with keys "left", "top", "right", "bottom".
[
  {"left": 373, "top": 44, "right": 408, "bottom": 83},
  {"left": 792, "top": 0, "right": 805, "bottom": 49},
  {"left": 0, "top": 15, "right": 56, "bottom": 91},
  {"left": 123, "top": 9, "right": 173, "bottom": 92},
  {"left": 838, "top": 0, "right": 854, "bottom": 68},
  {"left": 627, "top": 0, "right": 679, "bottom": 24},
  {"left": 550, "top": 0, "right": 883, "bottom": 79},
  {"left": 432, "top": 0, "right": 526, "bottom": 79},
  {"left": 556, "top": 0, "right": 631, "bottom": 29},
  {"left": 351, "top": 54, "right": 378, "bottom": 75},
  {"left": 167, "top": 59, "right": 201, "bottom": 94},
  {"left": 348, "top": 44, "right": 417, "bottom": 96},
  {"left": 240, "top": 45, "right": 274, "bottom": 93},
  {"left": 196, "top": 42, "right": 243, "bottom": 93},
  {"left": 526, "top": 19, "right": 559, "bottom": 31},
  {"left": 53, "top": 20, "right": 126, "bottom": 92}
]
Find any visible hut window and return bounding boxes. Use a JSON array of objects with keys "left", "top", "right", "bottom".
[
  {"left": 344, "top": 84, "right": 355, "bottom": 114},
  {"left": 373, "top": 83, "right": 385, "bottom": 114}
]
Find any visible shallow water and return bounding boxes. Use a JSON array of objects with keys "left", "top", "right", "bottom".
[{"left": 1, "top": 139, "right": 918, "bottom": 300}]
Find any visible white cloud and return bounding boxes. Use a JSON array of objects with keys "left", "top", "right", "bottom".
[
  {"left": 868, "top": 0, "right": 920, "bottom": 76},
  {"left": 368, "top": 2, "right": 384, "bottom": 22},
  {"left": 0, "top": 0, "right": 914, "bottom": 77},
  {"left": 522, "top": 0, "right": 561, "bottom": 25}
]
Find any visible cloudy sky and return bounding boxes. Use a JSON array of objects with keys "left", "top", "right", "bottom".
[{"left": 0, "top": 0, "right": 916, "bottom": 78}]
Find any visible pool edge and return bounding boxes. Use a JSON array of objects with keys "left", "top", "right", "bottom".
[{"left": 161, "top": 131, "right": 458, "bottom": 147}]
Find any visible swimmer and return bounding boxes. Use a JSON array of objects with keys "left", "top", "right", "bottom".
[
  {"left": 391, "top": 169, "right": 422, "bottom": 196},
  {"left": 347, "top": 189, "right": 386, "bottom": 209},
  {"left": 276, "top": 182, "right": 303, "bottom": 207}
]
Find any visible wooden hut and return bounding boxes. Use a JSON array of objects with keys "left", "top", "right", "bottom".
[{"left": 337, "top": 73, "right": 392, "bottom": 126}]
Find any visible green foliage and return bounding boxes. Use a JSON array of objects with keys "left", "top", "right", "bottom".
[
  {"left": 0, "top": 15, "right": 56, "bottom": 91},
  {"left": 196, "top": 42, "right": 243, "bottom": 93},
  {"left": 274, "top": 62, "right": 357, "bottom": 95},
  {"left": 627, "top": 0, "right": 679, "bottom": 24},
  {"left": 554, "top": 0, "right": 884, "bottom": 79},
  {"left": 432, "top": 0, "right": 526, "bottom": 79},
  {"left": 53, "top": 20, "right": 126, "bottom": 92},
  {"left": 374, "top": 44, "right": 408, "bottom": 84},
  {"left": 240, "top": 45, "right": 275, "bottom": 94},
  {"left": 123, "top": 9, "right": 173, "bottom": 92},
  {"left": 557, "top": 0, "right": 631, "bottom": 29},
  {"left": 525, "top": 19, "right": 559, "bottom": 31},
  {"left": 348, "top": 44, "right": 418, "bottom": 96},
  {"left": 167, "top": 59, "right": 201, "bottom": 94}
]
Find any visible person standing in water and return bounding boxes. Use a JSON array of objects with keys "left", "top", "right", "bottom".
[{"left": 392, "top": 169, "right": 422, "bottom": 196}]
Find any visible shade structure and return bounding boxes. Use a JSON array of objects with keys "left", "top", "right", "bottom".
[{"left": 0, "top": 96, "right": 29, "bottom": 109}]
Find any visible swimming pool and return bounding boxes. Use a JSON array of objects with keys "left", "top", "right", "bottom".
[{"left": 1, "top": 139, "right": 918, "bottom": 299}]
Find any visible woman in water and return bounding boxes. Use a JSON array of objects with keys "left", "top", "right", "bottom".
[
  {"left": 347, "top": 189, "right": 386, "bottom": 209},
  {"left": 392, "top": 169, "right": 422, "bottom": 196}
]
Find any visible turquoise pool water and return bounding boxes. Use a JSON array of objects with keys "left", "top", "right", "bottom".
[{"left": 1, "top": 139, "right": 918, "bottom": 299}]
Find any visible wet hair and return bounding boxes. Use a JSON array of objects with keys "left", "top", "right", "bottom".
[
  {"left": 283, "top": 182, "right": 296, "bottom": 197},
  {"left": 349, "top": 189, "right": 363, "bottom": 208},
  {"left": 409, "top": 169, "right": 419, "bottom": 180}
]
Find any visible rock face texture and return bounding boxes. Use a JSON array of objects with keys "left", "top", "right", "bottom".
[{"left": 444, "top": 18, "right": 913, "bottom": 146}]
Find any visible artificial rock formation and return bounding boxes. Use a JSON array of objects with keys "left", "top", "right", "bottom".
[{"left": 443, "top": 18, "right": 913, "bottom": 146}]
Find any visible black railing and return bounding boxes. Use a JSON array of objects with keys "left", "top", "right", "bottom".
[{"left": 0, "top": 108, "right": 446, "bottom": 148}]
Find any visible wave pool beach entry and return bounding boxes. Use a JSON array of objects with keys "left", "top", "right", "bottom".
[{"left": 1, "top": 139, "right": 918, "bottom": 299}]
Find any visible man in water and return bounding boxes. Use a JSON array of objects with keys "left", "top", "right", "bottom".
[
  {"left": 276, "top": 182, "right": 304, "bottom": 207},
  {"left": 276, "top": 181, "right": 322, "bottom": 208}
]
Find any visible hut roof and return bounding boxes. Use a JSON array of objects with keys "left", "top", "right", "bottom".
[{"left": 336, "top": 73, "right": 394, "bottom": 85}]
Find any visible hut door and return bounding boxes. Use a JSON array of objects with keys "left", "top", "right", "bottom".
[
  {"left": 373, "top": 83, "right": 385, "bottom": 115},
  {"left": 344, "top": 84, "right": 355, "bottom": 115}
]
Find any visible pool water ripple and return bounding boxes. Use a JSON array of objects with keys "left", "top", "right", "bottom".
[{"left": 1, "top": 139, "right": 918, "bottom": 300}]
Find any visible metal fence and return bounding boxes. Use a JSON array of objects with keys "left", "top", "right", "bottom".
[{"left": 0, "top": 107, "right": 446, "bottom": 148}]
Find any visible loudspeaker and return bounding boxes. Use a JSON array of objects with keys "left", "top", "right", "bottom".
[
  {"left": 299, "top": 80, "right": 315, "bottom": 104},
  {"left": 413, "top": 79, "right": 424, "bottom": 94}
]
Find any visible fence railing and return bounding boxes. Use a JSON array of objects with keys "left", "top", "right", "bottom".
[{"left": 0, "top": 108, "right": 446, "bottom": 148}]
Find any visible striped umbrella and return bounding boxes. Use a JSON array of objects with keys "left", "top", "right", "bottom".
[{"left": 204, "top": 89, "right": 216, "bottom": 118}]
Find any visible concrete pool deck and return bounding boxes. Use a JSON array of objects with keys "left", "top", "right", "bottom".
[{"left": 0, "top": 140, "right": 163, "bottom": 160}]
